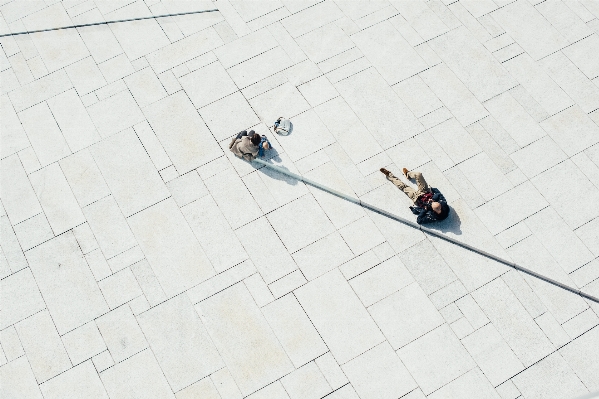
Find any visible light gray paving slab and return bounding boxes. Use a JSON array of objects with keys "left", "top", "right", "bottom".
[
  {"left": 40, "top": 360, "right": 109, "bottom": 399},
  {"left": 64, "top": 56, "right": 107, "bottom": 96},
  {"left": 393, "top": 75, "right": 443, "bottom": 118},
  {"left": 177, "top": 377, "right": 222, "bottom": 399},
  {"left": 420, "top": 63, "right": 489, "bottom": 127},
  {"left": 296, "top": 22, "right": 354, "bottom": 64},
  {"left": 398, "top": 324, "right": 476, "bottom": 395},
  {"left": 562, "top": 34, "right": 599, "bottom": 80},
  {"left": 262, "top": 294, "right": 327, "bottom": 368},
  {"left": 1, "top": 94, "right": 29, "bottom": 159},
  {"left": 295, "top": 269, "right": 385, "bottom": 365},
  {"left": 292, "top": 232, "right": 353, "bottom": 281},
  {"left": 123, "top": 67, "right": 167, "bottom": 108},
  {"left": 370, "top": 282, "right": 444, "bottom": 349},
  {"left": 336, "top": 68, "right": 423, "bottom": 149},
  {"left": 83, "top": 195, "right": 137, "bottom": 260},
  {"left": 61, "top": 321, "right": 106, "bottom": 366},
  {"left": 129, "top": 198, "right": 215, "bottom": 297},
  {"left": 199, "top": 91, "right": 261, "bottom": 141},
  {"left": 562, "top": 308, "right": 598, "bottom": 338},
  {"left": 283, "top": 0, "right": 343, "bottom": 38},
  {"left": 398, "top": 239, "right": 457, "bottom": 295},
  {"left": 429, "top": 26, "right": 516, "bottom": 102},
  {"left": 25, "top": 232, "right": 108, "bottom": 334},
  {"left": 560, "top": 326, "right": 599, "bottom": 391},
  {"left": 30, "top": 29, "right": 89, "bottom": 73},
  {"left": 428, "top": 118, "right": 483, "bottom": 166},
  {"left": 531, "top": 160, "right": 599, "bottom": 229},
  {"left": 540, "top": 105, "right": 599, "bottom": 157},
  {"left": 315, "top": 352, "right": 348, "bottom": 391},
  {"left": 390, "top": 0, "right": 449, "bottom": 41},
  {"left": 98, "top": 267, "right": 142, "bottom": 309},
  {"left": 228, "top": 47, "right": 295, "bottom": 88},
  {"left": 512, "top": 352, "right": 588, "bottom": 399},
  {"left": 91, "top": 128, "right": 169, "bottom": 217},
  {"left": 461, "top": 323, "right": 524, "bottom": 386},
  {"left": 474, "top": 181, "right": 549, "bottom": 235},
  {"left": 0, "top": 356, "right": 43, "bottom": 399},
  {"left": 87, "top": 90, "right": 145, "bottom": 139},
  {"left": 349, "top": 255, "right": 414, "bottom": 308},
  {"left": 249, "top": 82, "right": 310, "bottom": 123},
  {"left": 536, "top": 0, "right": 593, "bottom": 44},
  {"left": 100, "top": 349, "right": 175, "bottom": 399},
  {"left": 428, "top": 367, "right": 500, "bottom": 399},
  {"left": 96, "top": 304, "right": 148, "bottom": 364},
  {"left": 281, "top": 361, "right": 331, "bottom": 399},
  {"left": 268, "top": 269, "right": 307, "bottom": 299},
  {"left": 11, "top": 212, "right": 50, "bottom": 252},
  {"left": 180, "top": 61, "right": 237, "bottom": 109},
  {"left": 29, "top": 163, "right": 85, "bottom": 235},
  {"left": 137, "top": 294, "right": 223, "bottom": 392},
  {"left": 0, "top": 267, "right": 45, "bottom": 330},
  {"left": 16, "top": 309, "right": 71, "bottom": 383},
  {"left": 145, "top": 91, "right": 224, "bottom": 173},
  {"left": 76, "top": 24, "right": 123, "bottom": 64},
  {"left": 1, "top": 154, "right": 42, "bottom": 225},
  {"left": 210, "top": 367, "right": 243, "bottom": 399},
  {"left": 472, "top": 277, "right": 554, "bottom": 367},
  {"left": 510, "top": 136, "right": 567, "bottom": 178},
  {"left": 197, "top": 283, "right": 293, "bottom": 396}
]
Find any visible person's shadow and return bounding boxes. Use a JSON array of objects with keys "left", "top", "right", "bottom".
[
  {"left": 423, "top": 205, "right": 462, "bottom": 235},
  {"left": 252, "top": 147, "right": 299, "bottom": 186}
]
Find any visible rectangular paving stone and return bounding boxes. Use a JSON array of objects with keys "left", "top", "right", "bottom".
[
  {"left": 336, "top": 68, "right": 423, "bottom": 149},
  {"left": 281, "top": 361, "right": 331, "bottom": 399},
  {"left": 249, "top": 82, "right": 310, "bottom": 124},
  {"left": 429, "top": 26, "right": 516, "bottom": 101},
  {"left": 559, "top": 326, "right": 599, "bottom": 390},
  {"left": 295, "top": 269, "right": 385, "bottom": 365},
  {"left": 91, "top": 129, "right": 169, "bottom": 217},
  {"left": 398, "top": 239, "right": 457, "bottom": 295},
  {"left": 427, "top": 367, "right": 501, "bottom": 399},
  {"left": 420, "top": 64, "right": 488, "bottom": 127},
  {"left": 30, "top": 29, "right": 89, "bottom": 73},
  {"left": 292, "top": 232, "right": 354, "bottom": 281},
  {"left": 282, "top": 0, "right": 343, "bottom": 38},
  {"left": 540, "top": 105, "right": 599, "bottom": 157},
  {"left": 144, "top": 91, "right": 224, "bottom": 174},
  {"left": 101, "top": 350, "right": 175, "bottom": 399},
  {"left": 16, "top": 310, "right": 71, "bottom": 383},
  {"left": 296, "top": 22, "right": 353, "bottom": 64},
  {"left": 228, "top": 47, "right": 294, "bottom": 88},
  {"left": 179, "top": 61, "right": 237, "bottom": 109},
  {"left": 200, "top": 91, "right": 260, "bottom": 142},
  {"left": 124, "top": 67, "right": 167, "bottom": 108},
  {"left": 129, "top": 198, "right": 215, "bottom": 297},
  {"left": 65, "top": 56, "right": 107, "bottom": 96},
  {"left": 0, "top": 267, "right": 45, "bottom": 330},
  {"left": 137, "top": 294, "right": 224, "bottom": 392},
  {"left": 87, "top": 90, "right": 145, "bottom": 139},
  {"left": 59, "top": 149, "right": 111, "bottom": 208},
  {"left": 562, "top": 34, "right": 599, "bottom": 80},
  {"left": 98, "top": 267, "right": 142, "bottom": 309},
  {"left": 61, "top": 321, "right": 106, "bottom": 366},
  {"left": 1, "top": 93, "right": 29, "bottom": 158},
  {"left": 429, "top": 118, "right": 483, "bottom": 166},
  {"left": 29, "top": 163, "right": 85, "bottom": 235},
  {"left": 76, "top": 24, "right": 123, "bottom": 64},
  {"left": 197, "top": 283, "right": 294, "bottom": 396},
  {"left": 25, "top": 232, "right": 108, "bottom": 334},
  {"left": 262, "top": 294, "right": 328, "bottom": 368},
  {"left": 510, "top": 136, "right": 567, "bottom": 179},
  {"left": 393, "top": 75, "right": 443, "bottom": 118},
  {"left": 472, "top": 277, "right": 554, "bottom": 367},
  {"left": 0, "top": 355, "right": 43, "bottom": 399},
  {"left": 397, "top": 324, "right": 475, "bottom": 395},
  {"left": 40, "top": 361, "right": 109, "bottom": 399},
  {"left": 133, "top": 120, "right": 172, "bottom": 171},
  {"left": 213, "top": 26, "right": 278, "bottom": 68},
  {"left": 1, "top": 154, "right": 42, "bottom": 225}
]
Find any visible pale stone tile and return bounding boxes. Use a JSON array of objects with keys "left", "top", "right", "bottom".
[
  {"left": 501, "top": 269, "right": 547, "bottom": 319},
  {"left": 326, "top": 56, "right": 372, "bottom": 84},
  {"left": 429, "top": 118, "right": 483, "bottom": 166},
  {"left": 204, "top": 168, "right": 263, "bottom": 229},
  {"left": 443, "top": 166, "right": 485, "bottom": 208},
  {"left": 228, "top": 47, "right": 295, "bottom": 88},
  {"left": 459, "top": 0, "right": 497, "bottom": 18},
  {"left": 559, "top": 326, "right": 599, "bottom": 390},
  {"left": 295, "top": 269, "right": 385, "bottom": 364},
  {"left": 98, "top": 54, "right": 134, "bottom": 83},
  {"left": 536, "top": 0, "right": 593, "bottom": 44},
  {"left": 98, "top": 267, "right": 142, "bottom": 309},
  {"left": 512, "top": 352, "right": 587, "bottom": 399},
  {"left": 250, "top": 158, "right": 310, "bottom": 210},
  {"left": 62, "top": 321, "right": 106, "bottom": 365},
  {"left": 281, "top": 361, "right": 331, "bottom": 399},
  {"left": 19, "top": 101, "right": 70, "bottom": 166},
  {"left": 576, "top": 218, "right": 599, "bottom": 258},
  {"left": 397, "top": 324, "right": 475, "bottom": 395},
  {"left": 339, "top": 250, "right": 380, "bottom": 280},
  {"left": 244, "top": 273, "right": 274, "bottom": 307},
  {"left": 96, "top": 305, "right": 148, "bottom": 363},
  {"left": 495, "top": 380, "right": 520, "bottom": 399},
  {"left": 353, "top": 5, "right": 401, "bottom": 30},
  {"left": 315, "top": 352, "right": 348, "bottom": 390},
  {"left": 130, "top": 259, "right": 166, "bottom": 306},
  {"left": 474, "top": 181, "right": 549, "bottom": 235},
  {"left": 211, "top": 367, "right": 243, "bottom": 399},
  {"left": 197, "top": 283, "right": 293, "bottom": 396},
  {"left": 129, "top": 198, "right": 215, "bottom": 297},
  {"left": 26, "top": 232, "right": 109, "bottom": 334},
  {"left": 92, "top": 350, "right": 113, "bottom": 373},
  {"left": 510, "top": 136, "right": 567, "bottom": 179},
  {"left": 249, "top": 82, "right": 310, "bottom": 124},
  {"left": 0, "top": 326, "right": 24, "bottom": 361},
  {"left": 267, "top": 194, "right": 335, "bottom": 253},
  {"left": 297, "top": 76, "right": 338, "bottom": 108},
  {"left": 0, "top": 68, "right": 21, "bottom": 95},
  {"left": 283, "top": 1, "right": 343, "bottom": 38},
  {"left": 572, "top": 152, "right": 599, "bottom": 199},
  {"left": 531, "top": 160, "right": 599, "bottom": 229},
  {"left": 213, "top": 27, "right": 278, "bottom": 69},
  {"left": 187, "top": 258, "right": 256, "bottom": 303},
  {"left": 393, "top": 75, "right": 443, "bottom": 118},
  {"left": 472, "top": 278, "right": 554, "bottom": 367},
  {"left": 0, "top": 267, "right": 45, "bottom": 330},
  {"left": 563, "top": 34, "right": 599, "bottom": 80},
  {"left": 0, "top": 356, "right": 43, "bottom": 399},
  {"left": 9, "top": 52, "right": 34, "bottom": 85},
  {"left": 88, "top": 90, "right": 145, "bottom": 138},
  {"left": 454, "top": 152, "right": 511, "bottom": 201},
  {"left": 199, "top": 91, "right": 260, "bottom": 141},
  {"left": 176, "top": 378, "right": 221, "bottom": 399},
  {"left": 70, "top": 221, "right": 98, "bottom": 253},
  {"left": 31, "top": 29, "right": 89, "bottom": 73},
  {"left": 48, "top": 89, "right": 100, "bottom": 152},
  {"left": 83, "top": 195, "right": 137, "bottom": 259},
  {"left": 292, "top": 232, "right": 353, "bottom": 281},
  {"left": 247, "top": 381, "right": 290, "bottom": 399},
  {"left": 268, "top": 270, "right": 307, "bottom": 298},
  {"left": 440, "top": 303, "right": 463, "bottom": 324},
  {"left": 91, "top": 129, "right": 169, "bottom": 216},
  {"left": 427, "top": 367, "right": 501, "bottom": 399},
  {"left": 137, "top": 294, "right": 223, "bottom": 391},
  {"left": 77, "top": 24, "right": 123, "bottom": 64},
  {"left": 13, "top": 212, "right": 53, "bottom": 250},
  {"left": 535, "top": 312, "right": 571, "bottom": 348},
  {"left": 263, "top": 294, "right": 327, "bottom": 368},
  {"left": 133, "top": 120, "right": 172, "bottom": 170},
  {"left": 101, "top": 350, "right": 175, "bottom": 399},
  {"left": 123, "top": 67, "right": 167, "bottom": 108},
  {"left": 214, "top": 0, "right": 250, "bottom": 37},
  {"left": 429, "top": 26, "right": 516, "bottom": 102},
  {"left": 456, "top": 295, "right": 489, "bottom": 330},
  {"left": 158, "top": 165, "right": 178, "bottom": 182},
  {"left": 317, "top": 47, "right": 362, "bottom": 75},
  {"left": 30, "top": 163, "right": 85, "bottom": 235},
  {"left": 335, "top": 68, "right": 423, "bottom": 149},
  {"left": 214, "top": 20, "right": 238, "bottom": 44},
  {"left": 179, "top": 61, "right": 237, "bottom": 109},
  {"left": 349, "top": 257, "right": 414, "bottom": 310},
  {"left": 16, "top": 310, "right": 71, "bottom": 383},
  {"left": 339, "top": 215, "right": 385, "bottom": 256},
  {"left": 562, "top": 308, "right": 599, "bottom": 339},
  {"left": 1, "top": 94, "right": 29, "bottom": 158},
  {"left": 398, "top": 240, "right": 457, "bottom": 295},
  {"left": 540, "top": 105, "right": 599, "bottom": 157},
  {"left": 40, "top": 360, "right": 109, "bottom": 399},
  {"left": 420, "top": 63, "right": 488, "bottom": 127},
  {"left": 95, "top": 80, "right": 128, "bottom": 101},
  {"left": 241, "top": 72, "right": 288, "bottom": 100},
  {"left": 370, "top": 282, "right": 443, "bottom": 349},
  {"left": 391, "top": 0, "right": 448, "bottom": 41},
  {"left": 166, "top": 171, "right": 208, "bottom": 208},
  {"left": 15, "top": 146, "right": 41, "bottom": 175},
  {"left": 84, "top": 249, "right": 112, "bottom": 281},
  {"left": 540, "top": 51, "right": 599, "bottom": 113},
  {"left": 430, "top": 280, "right": 468, "bottom": 310}
]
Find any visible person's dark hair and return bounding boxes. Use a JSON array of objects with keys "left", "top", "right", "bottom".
[
  {"left": 437, "top": 203, "right": 450, "bottom": 220},
  {"left": 250, "top": 132, "right": 261, "bottom": 145}
]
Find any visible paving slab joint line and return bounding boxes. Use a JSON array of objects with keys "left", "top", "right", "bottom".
[
  {"left": 253, "top": 158, "right": 599, "bottom": 304},
  {"left": 0, "top": 9, "right": 219, "bottom": 37}
]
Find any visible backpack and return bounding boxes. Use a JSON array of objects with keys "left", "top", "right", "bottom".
[{"left": 273, "top": 117, "right": 292, "bottom": 135}]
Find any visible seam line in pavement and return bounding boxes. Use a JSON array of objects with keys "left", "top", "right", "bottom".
[
  {"left": 253, "top": 158, "right": 599, "bottom": 304},
  {"left": 0, "top": 9, "right": 219, "bottom": 38}
]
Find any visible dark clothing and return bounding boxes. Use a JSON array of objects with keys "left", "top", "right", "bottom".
[{"left": 410, "top": 188, "right": 450, "bottom": 225}]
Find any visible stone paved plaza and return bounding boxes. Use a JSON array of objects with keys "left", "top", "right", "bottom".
[{"left": 2, "top": 0, "right": 599, "bottom": 398}]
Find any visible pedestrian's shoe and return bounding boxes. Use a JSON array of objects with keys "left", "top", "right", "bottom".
[
  {"left": 402, "top": 168, "right": 409, "bottom": 178},
  {"left": 380, "top": 168, "right": 391, "bottom": 176}
]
